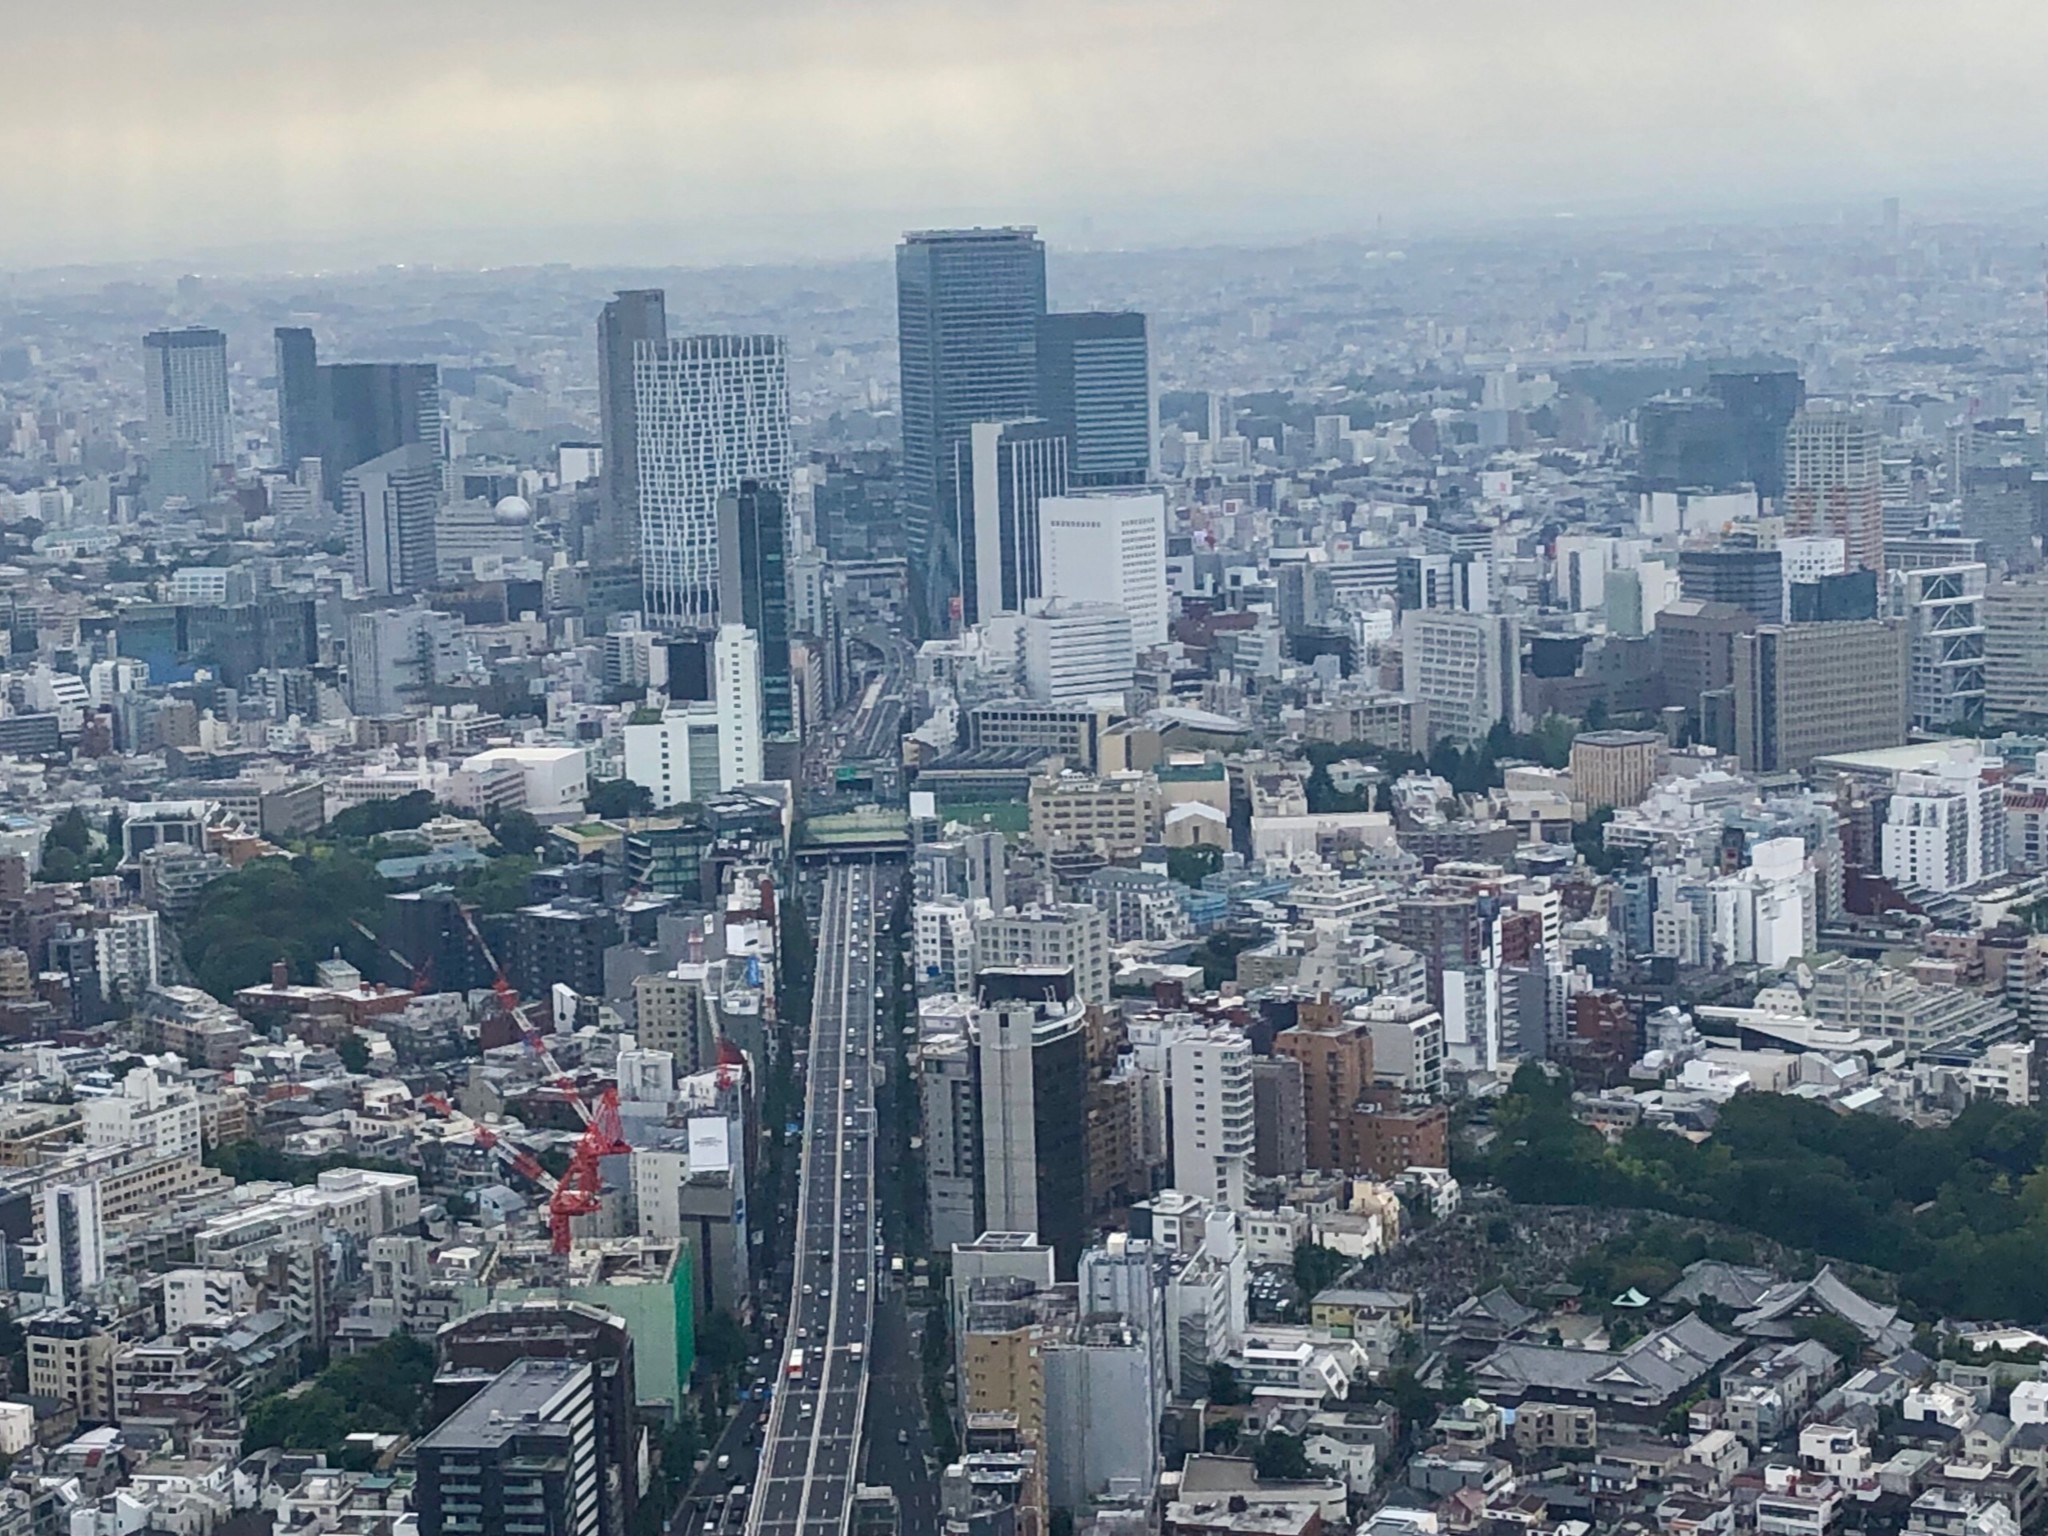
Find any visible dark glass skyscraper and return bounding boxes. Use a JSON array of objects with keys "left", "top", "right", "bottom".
[
  {"left": 271, "top": 328, "right": 441, "bottom": 506},
  {"left": 597, "top": 290, "right": 667, "bottom": 566},
  {"left": 1037, "top": 311, "right": 1152, "bottom": 487},
  {"left": 1707, "top": 369, "right": 1805, "bottom": 501},
  {"left": 718, "top": 480, "right": 793, "bottom": 735},
  {"left": 274, "top": 327, "right": 320, "bottom": 472},
  {"left": 896, "top": 228, "right": 1047, "bottom": 635}
]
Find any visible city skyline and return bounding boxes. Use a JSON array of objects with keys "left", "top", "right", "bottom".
[{"left": 13, "top": 0, "right": 2048, "bottom": 270}]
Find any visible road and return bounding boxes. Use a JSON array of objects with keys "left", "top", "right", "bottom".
[{"left": 748, "top": 862, "right": 882, "bottom": 1536}]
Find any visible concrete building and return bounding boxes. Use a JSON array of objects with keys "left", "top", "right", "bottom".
[
  {"left": 1028, "top": 768, "right": 1159, "bottom": 859},
  {"left": 1038, "top": 491, "right": 1169, "bottom": 648},
  {"left": 621, "top": 704, "right": 723, "bottom": 810},
  {"left": 42, "top": 1183, "right": 104, "bottom": 1307},
  {"left": 921, "top": 1033, "right": 981, "bottom": 1251},
  {"left": 713, "top": 624, "right": 764, "bottom": 788},
  {"left": 1167, "top": 1028, "right": 1254, "bottom": 1211},
  {"left": 1036, "top": 310, "right": 1153, "bottom": 489},
  {"left": 1733, "top": 621, "right": 1908, "bottom": 773},
  {"left": 1984, "top": 580, "right": 2048, "bottom": 725},
  {"left": 1022, "top": 602, "right": 1136, "bottom": 704},
  {"left": 27, "top": 1312, "right": 116, "bottom": 1422},
  {"left": 1881, "top": 757, "right": 2007, "bottom": 895},
  {"left": 347, "top": 606, "right": 467, "bottom": 717},
  {"left": 1275, "top": 1000, "right": 1377, "bottom": 1177},
  {"left": 1569, "top": 730, "right": 1667, "bottom": 812},
  {"left": 1401, "top": 610, "right": 1521, "bottom": 746},
  {"left": 974, "top": 905, "right": 1111, "bottom": 1007},
  {"left": 416, "top": 1357, "right": 612, "bottom": 1536},
  {"left": 957, "top": 418, "right": 1069, "bottom": 627}
]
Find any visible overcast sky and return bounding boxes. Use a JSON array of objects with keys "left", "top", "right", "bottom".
[{"left": 10, "top": 0, "right": 2047, "bottom": 270}]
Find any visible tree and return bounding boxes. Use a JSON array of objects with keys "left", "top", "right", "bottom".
[
  {"left": 697, "top": 1309, "right": 750, "bottom": 1386},
  {"left": 486, "top": 809, "right": 547, "bottom": 858},
  {"left": 243, "top": 1335, "right": 434, "bottom": 1454},
  {"left": 1292, "top": 1241, "right": 1350, "bottom": 1299},
  {"left": 1253, "top": 1430, "right": 1310, "bottom": 1482},
  {"left": 1203, "top": 1419, "right": 1241, "bottom": 1452},
  {"left": 327, "top": 790, "right": 441, "bottom": 842},
  {"left": 180, "top": 853, "right": 387, "bottom": 1000},
  {"left": 1167, "top": 844, "right": 1224, "bottom": 888},
  {"left": 452, "top": 854, "right": 538, "bottom": 915},
  {"left": 1207, "top": 1361, "right": 1248, "bottom": 1405},
  {"left": 336, "top": 1033, "right": 371, "bottom": 1074},
  {"left": 586, "top": 778, "right": 655, "bottom": 820}
]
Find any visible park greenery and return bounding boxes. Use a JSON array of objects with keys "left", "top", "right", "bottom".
[
  {"left": 1468, "top": 1064, "right": 2048, "bottom": 1322},
  {"left": 180, "top": 853, "right": 387, "bottom": 1001},
  {"left": 40, "top": 807, "right": 122, "bottom": 883},
  {"left": 243, "top": 1335, "right": 435, "bottom": 1459}
]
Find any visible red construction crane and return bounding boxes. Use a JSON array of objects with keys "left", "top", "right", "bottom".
[
  {"left": 547, "top": 1086, "right": 630, "bottom": 1254},
  {"left": 456, "top": 904, "right": 595, "bottom": 1126},
  {"left": 416, "top": 1093, "right": 559, "bottom": 1197}
]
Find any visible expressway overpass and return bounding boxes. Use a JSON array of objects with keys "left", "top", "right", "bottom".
[{"left": 749, "top": 862, "right": 883, "bottom": 1536}]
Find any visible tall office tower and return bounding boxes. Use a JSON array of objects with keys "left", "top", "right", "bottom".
[
  {"left": 956, "top": 419, "right": 1068, "bottom": 626},
  {"left": 344, "top": 443, "right": 441, "bottom": 596},
  {"left": 416, "top": 1357, "right": 612, "bottom": 1536},
  {"left": 42, "top": 1183, "right": 104, "bottom": 1307},
  {"left": 716, "top": 481, "right": 792, "bottom": 734},
  {"left": 1038, "top": 490, "right": 1169, "bottom": 648},
  {"left": 896, "top": 228, "right": 1048, "bottom": 634},
  {"left": 143, "top": 327, "right": 233, "bottom": 465},
  {"left": 634, "top": 335, "right": 790, "bottom": 631},
  {"left": 1401, "top": 609, "right": 1522, "bottom": 746},
  {"left": 1785, "top": 405, "right": 1885, "bottom": 574},
  {"left": 970, "top": 966, "right": 1088, "bottom": 1276},
  {"left": 1733, "top": 620, "right": 1908, "bottom": 773},
  {"left": 1707, "top": 369, "right": 1805, "bottom": 501},
  {"left": 1166, "top": 1027, "right": 1254, "bottom": 1211},
  {"left": 1897, "top": 564, "right": 1986, "bottom": 731},
  {"left": 596, "top": 291, "right": 667, "bottom": 566},
  {"left": 274, "top": 326, "right": 321, "bottom": 472},
  {"left": 1036, "top": 311, "right": 1153, "bottom": 487},
  {"left": 1633, "top": 396, "right": 1744, "bottom": 492},
  {"left": 326, "top": 363, "right": 442, "bottom": 485},
  {"left": 1983, "top": 580, "right": 2048, "bottom": 725},
  {"left": 713, "top": 623, "right": 763, "bottom": 787},
  {"left": 1677, "top": 544, "right": 1783, "bottom": 625}
]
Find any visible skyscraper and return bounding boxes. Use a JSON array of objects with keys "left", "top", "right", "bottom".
[
  {"left": 716, "top": 481, "right": 792, "bottom": 735},
  {"left": 143, "top": 327, "right": 233, "bottom": 465},
  {"left": 416, "top": 1358, "right": 612, "bottom": 1536},
  {"left": 344, "top": 443, "right": 441, "bottom": 596},
  {"left": 896, "top": 228, "right": 1048, "bottom": 633},
  {"left": 955, "top": 418, "right": 1068, "bottom": 626},
  {"left": 1038, "top": 490, "right": 1170, "bottom": 647},
  {"left": 971, "top": 965, "right": 1088, "bottom": 1276},
  {"left": 1785, "top": 405, "right": 1885, "bottom": 574},
  {"left": 634, "top": 335, "right": 790, "bottom": 632},
  {"left": 274, "top": 326, "right": 321, "bottom": 473},
  {"left": 1707, "top": 369, "right": 1805, "bottom": 501},
  {"left": 274, "top": 330, "right": 443, "bottom": 506},
  {"left": 596, "top": 291, "right": 667, "bottom": 566},
  {"left": 714, "top": 623, "right": 763, "bottom": 787},
  {"left": 1402, "top": 610, "right": 1523, "bottom": 746},
  {"left": 1036, "top": 311, "right": 1153, "bottom": 487}
]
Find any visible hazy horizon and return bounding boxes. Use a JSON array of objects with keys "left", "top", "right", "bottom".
[{"left": 14, "top": 0, "right": 2048, "bottom": 273}]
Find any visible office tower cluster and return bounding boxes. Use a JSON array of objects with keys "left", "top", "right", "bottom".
[{"left": 896, "top": 227, "right": 1160, "bottom": 643}]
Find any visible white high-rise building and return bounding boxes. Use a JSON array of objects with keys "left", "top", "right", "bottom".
[
  {"left": 634, "top": 335, "right": 790, "bottom": 631},
  {"left": 142, "top": 328, "right": 232, "bottom": 464},
  {"left": 82, "top": 1065, "right": 202, "bottom": 1161},
  {"left": 94, "top": 910, "right": 162, "bottom": 1004},
  {"left": 42, "top": 1183, "right": 104, "bottom": 1306},
  {"left": 1167, "top": 1027, "right": 1254, "bottom": 1211},
  {"left": 714, "top": 623, "right": 763, "bottom": 787},
  {"left": 622, "top": 702, "right": 724, "bottom": 809},
  {"left": 1402, "top": 609, "right": 1522, "bottom": 746},
  {"left": 1882, "top": 757, "right": 2006, "bottom": 894},
  {"left": 1022, "top": 601, "right": 1135, "bottom": 704},
  {"left": 914, "top": 897, "right": 983, "bottom": 996},
  {"left": 1038, "top": 490, "right": 1170, "bottom": 648}
]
